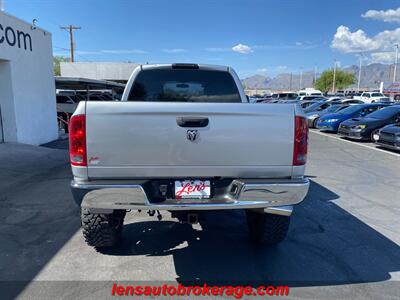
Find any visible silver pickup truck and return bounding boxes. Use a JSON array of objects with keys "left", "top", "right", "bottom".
[{"left": 69, "top": 63, "right": 309, "bottom": 249}]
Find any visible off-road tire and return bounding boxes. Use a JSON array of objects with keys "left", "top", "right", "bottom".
[
  {"left": 81, "top": 209, "right": 126, "bottom": 248},
  {"left": 246, "top": 210, "right": 290, "bottom": 245}
]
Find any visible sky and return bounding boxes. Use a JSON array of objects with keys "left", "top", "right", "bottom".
[{"left": 4, "top": 0, "right": 400, "bottom": 78}]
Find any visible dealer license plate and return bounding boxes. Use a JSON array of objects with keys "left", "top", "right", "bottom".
[{"left": 175, "top": 180, "right": 211, "bottom": 199}]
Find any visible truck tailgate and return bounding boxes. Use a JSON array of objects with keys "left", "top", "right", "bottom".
[{"left": 85, "top": 102, "right": 295, "bottom": 179}]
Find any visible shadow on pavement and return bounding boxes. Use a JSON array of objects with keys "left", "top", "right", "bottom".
[
  {"left": 100, "top": 180, "right": 400, "bottom": 286},
  {"left": 0, "top": 143, "right": 79, "bottom": 300}
]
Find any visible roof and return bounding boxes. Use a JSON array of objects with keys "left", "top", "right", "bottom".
[
  {"left": 60, "top": 62, "right": 139, "bottom": 81},
  {"left": 0, "top": 10, "right": 51, "bottom": 35},
  {"left": 141, "top": 63, "right": 229, "bottom": 72},
  {"left": 55, "top": 77, "right": 125, "bottom": 91}
]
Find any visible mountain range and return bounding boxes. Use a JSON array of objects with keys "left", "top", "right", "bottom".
[{"left": 242, "top": 63, "right": 398, "bottom": 91}]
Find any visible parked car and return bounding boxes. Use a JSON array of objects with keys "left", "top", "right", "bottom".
[
  {"left": 345, "top": 91, "right": 363, "bottom": 99},
  {"left": 69, "top": 63, "right": 310, "bottom": 249},
  {"left": 300, "top": 100, "right": 319, "bottom": 109},
  {"left": 306, "top": 104, "right": 350, "bottom": 128},
  {"left": 316, "top": 103, "right": 390, "bottom": 132},
  {"left": 296, "top": 95, "right": 326, "bottom": 101},
  {"left": 339, "top": 99, "right": 365, "bottom": 105},
  {"left": 298, "top": 88, "right": 323, "bottom": 97},
  {"left": 325, "top": 96, "right": 344, "bottom": 102},
  {"left": 279, "top": 99, "right": 299, "bottom": 104},
  {"left": 338, "top": 106, "right": 400, "bottom": 141},
  {"left": 375, "top": 123, "right": 400, "bottom": 151},
  {"left": 354, "top": 92, "right": 391, "bottom": 103},
  {"left": 303, "top": 101, "right": 332, "bottom": 113},
  {"left": 249, "top": 94, "right": 270, "bottom": 103},
  {"left": 271, "top": 92, "right": 298, "bottom": 100}
]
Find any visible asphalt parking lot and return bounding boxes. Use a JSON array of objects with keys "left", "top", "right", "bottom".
[{"left": 1, "top": 131, "right": 400, "bottom": 299}]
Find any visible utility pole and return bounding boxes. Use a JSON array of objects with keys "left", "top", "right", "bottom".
[
  {"left": 60, "top": 25, "right": 81, "bottom": 62},
  {"left": 357, "top": 54, "right": 363, "bottom": 92},
  {"left": 0, "top": 0, "right": 4, "bottom": 11},
  {"left": 289, "top": 72, "right": 293, "bottom": 91},
  {"left": 332, "top": 59, "right": 337, "bottom": 94},
  {"left": 394, "top": 44, "right": 399, "bottom": 83}
]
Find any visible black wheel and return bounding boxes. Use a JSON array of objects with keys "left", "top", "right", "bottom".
[
  {"left": 370, "top": 129, "right": 379, "bottom": 142},
  {"left": 246, "top": 210, "right": 290, "bottom": 245},
  {"left": 81, "top": 209, "right": 126, "bottom": 248},
  {"left": 312, "top": 118, "right": 319, "bottom": 128}
]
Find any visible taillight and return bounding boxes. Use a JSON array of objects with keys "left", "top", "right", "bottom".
[
  {"left": 69, "top": 114, "right": 87, "bottom": 166},
  {"left": 293, "top": 115, "right": 308, "bottom": 166}
]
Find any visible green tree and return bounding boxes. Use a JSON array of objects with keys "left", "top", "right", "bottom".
[
  {"left": 315, "top": 69, "right": 355, "bottom": 93},
  {"left": 53, "top": 56, "right": 69, "bottom": 76}
]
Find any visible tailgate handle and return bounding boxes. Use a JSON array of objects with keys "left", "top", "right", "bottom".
[{"left": 177, "top": 117, "right": 209, "bottom": 128}]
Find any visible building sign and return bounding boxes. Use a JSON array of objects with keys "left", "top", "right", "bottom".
[{"left": 0, "top": 23, "right": 32, "bottom": 51}]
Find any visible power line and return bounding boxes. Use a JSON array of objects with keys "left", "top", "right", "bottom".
[{"left": 60, "top": 25, "right": 81, "bottom": 62}]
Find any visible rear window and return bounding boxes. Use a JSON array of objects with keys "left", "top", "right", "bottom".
[
  {"left": 366, "top": 106, "right": 400, "bottom": 119},
  {"left": 371, "top": 93, "right": 384, "bottom": 97},
  {"left": 127, "top": 69, "right": 241, "bottom": 102},
  {"left": 338, "top": 105, "right": 364, "bottom": 114}
]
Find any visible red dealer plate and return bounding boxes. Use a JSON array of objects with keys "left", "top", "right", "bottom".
[{"left": 175, "top": 180, "right": 211, "bottom": 199}]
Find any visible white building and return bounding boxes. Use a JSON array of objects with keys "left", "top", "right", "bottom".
[
  {"left": 0, "top": 11, "right": 58, "bottom": 145},
  {"left": 60, "top": 62, "right": 139, "bottom": 82}
]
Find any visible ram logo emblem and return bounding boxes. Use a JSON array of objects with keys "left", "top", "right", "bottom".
[{"left": 186, "top": 130, "right": 199, "bottom": 142}]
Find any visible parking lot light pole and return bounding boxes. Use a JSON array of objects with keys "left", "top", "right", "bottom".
[
  {"left": 332, "top": 59, "right": 337, "bottom": 94},
  {"left": 314, "top": 65, "right": 317, "bottom": 88},
  {"left": 299, "top": 68, "right": 303, "bottom": 90},
  {"left": 394, "top": 44, "right": 399, "bottom": 83},
  {"left": 357, "top": 54, "right": 362, "bottom": 92}
]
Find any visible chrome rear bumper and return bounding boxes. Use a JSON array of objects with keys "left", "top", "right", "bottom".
[{"left": 71, "top": 178, "right": 309, "bottom": 216}]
